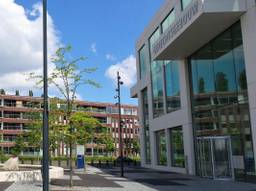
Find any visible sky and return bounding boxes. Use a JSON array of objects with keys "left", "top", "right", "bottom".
[{"left": 0, "top": 0, "right": 164, "bottom": 105}]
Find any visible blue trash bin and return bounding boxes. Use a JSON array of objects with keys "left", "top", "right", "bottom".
[{"left": 77, "top": 155, "right": 85, "bottom": 169}]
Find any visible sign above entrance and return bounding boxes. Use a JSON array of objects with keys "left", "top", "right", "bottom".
[{"left": 152, "top": 0, "right": 200, "bottom": 59}]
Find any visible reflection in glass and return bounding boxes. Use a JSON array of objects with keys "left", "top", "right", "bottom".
[
  {"left": 149, "top": 28, "right": 164, "bottom": 118},
  {"left": 142, "top": 88, "right": 151, "bottom": 164},
  {"left": 164, "top": 61, "right": 181, "bottom": 113},
  {"left": 189, "top": 22, "right": 255, "bottom": 178},
  {"left": 181, "top": 0, "right": 192, "bottom": 10},
  {"left": 156, "top": 130, "right": 167, "bottom": 166},
  {"left": 170, "top": 127, "right": 185, "bottom": 167},
  {"left": 139, "top": 45, "right": 147, "bottom": 79},
  {"left": 162, "top": 9, "right": 175, "bottom": 33}
]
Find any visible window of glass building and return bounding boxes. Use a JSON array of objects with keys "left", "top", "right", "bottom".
[
  {"left": 142, "top": 88, "right": 151, "bottom": 164},
  {"left": 189, "top": 22, "right": 255, "bottom": 179},
  {"left": 156, "top": 130, "right": 167, "bottom": 166},
  {"left": 181, "top": 0, "right": 192, "bottom": 10},
  {"left": 149, "top": 28, "right": 164, "bottom": 118},
  {"left": 162, "top": 9, "right": 175, "bottom": 33},
  {"left": 149, "top": 28, "right": 160, "bottom": 53},
  {"left": 170, "top": 127, "right": 185, "bottom": 167},
  {"left": 139, "top": 45, "right": 147, "bottom": 79},
  {"left": 164, "top": 61, "right": 181, "bottom": 113}
]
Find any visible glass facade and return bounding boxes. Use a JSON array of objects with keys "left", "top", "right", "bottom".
[
  {"left": 149, "top": 28, "right": 164, "bottom": 118},
  {"left": 139, "top": 45, "right": 147, "bottom": 79},
  {"left": 142, "top": 88, "right": 151, "bottom": 164},
  {"left": 170, "top": 127, "right": 185, "bottom": 167},
  {"left": 189, "top": 22, "right": 255, "bottom": 178},
  {"left": 164, "top": 61, "right": 181, "bottom": 113},
  {"left": 156, "top": 130, "right": 167, "bottom": 166},
  {"left": 181, "top": 0, "right": 192, "bottom": 10},
  {"left": 162, "top": 9, "right": 175, "bottom": 33}
]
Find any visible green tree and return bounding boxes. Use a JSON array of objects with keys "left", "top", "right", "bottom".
[
  {"left": 198, "top": 78, "right": 205, "bottom": 93},
  {"left": 28, "top": 45, "right": 99, "bottom": 187},
  {"left": 102, "top": 133, "right": 115, "bottom": 156},
  {"left": 216, "top": 72, "right": 228, "bottom": 92},
  {"left": 12, "top": 135, "right": 26, "bottom": 156},
  {"left": 0, "top": 89, "right": 5, "bottom": 95},
  {"left": 239, "top": 70, "right": 247, "bottom": 90},
  {"left": 70, "top": 111, "right": 100, "bottom": 146},
  {"left": 132, "top": 138, "right": 140, "bottom": 156}
]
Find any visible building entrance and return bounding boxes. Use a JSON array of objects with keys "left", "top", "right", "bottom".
[{"left": 197, "top": 136, "right": 233, "bottom": 180}]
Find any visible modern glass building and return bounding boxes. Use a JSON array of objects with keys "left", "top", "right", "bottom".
[{"left": 131, "top": 0, "right": 256, "bottom": 181}]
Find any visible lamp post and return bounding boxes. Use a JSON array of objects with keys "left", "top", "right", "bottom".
[
  {"left": 115, "top": 71, "right": 124, "bottom": 177},
  {"left": 42, "top": 0, "right": 49, "bottom": 190}
]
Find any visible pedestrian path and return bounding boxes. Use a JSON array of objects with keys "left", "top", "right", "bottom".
[{"left": 3, "top": 165, "right": 256, "bottom": 191}]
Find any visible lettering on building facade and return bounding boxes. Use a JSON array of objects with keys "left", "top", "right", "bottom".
[{"left": 152, "top": 1, "right": 200, "bottom": 58}]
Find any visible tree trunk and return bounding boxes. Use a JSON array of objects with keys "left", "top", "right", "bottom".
[
  {"left": 69, "top": 140, "right": 73, "bottom": 187},
  {"left": 57, "top": 142, "right": 61, "bottom": 167}
]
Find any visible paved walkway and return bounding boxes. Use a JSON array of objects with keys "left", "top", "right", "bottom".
[{"left": 3, "top": 165, "right": 256, "bottom": 191}]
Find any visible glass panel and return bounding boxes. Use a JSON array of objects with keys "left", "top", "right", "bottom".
[
  {"left": 151, "top": 61, "right": 164, "bottom": 117},
  {"left": 156, "top": 130, "right": 167, "bottom": 166},
  {"left": 197, "top": 138, "right": 213, "bottom": 177},
  {"left": 162, "top": 9, "right": 175, "bottom": 33},
  {"left": 196, "top": 44, "right": 215, "bottom": 94},
  {"left": 149, "top": 28, "right": 160, "bottom": 56},
  {"left": 149, "top": 28, "right": 164, "bottom": 118},
  {"left": 213, "top": 138, "right": 232, "bottom": 178},
  {"left": 165, "top": 61, "right": 181, "bottom": 113},
  {"left": 190, "top": 22, "right": 255, "bottom": 178},
  {"left": 181, "top": 0, "right": 192, "bottom": 10},
  {"left": 139, "top": 45, "right": 147, "bottom": 79},
  {"left": 170, "top": 127, "right": 185, "bottom": 167},
  {"left": 213, "top": 30, "right": 236, "bottom": 93},
  {"left": 142, "top": 88, "right": 151, "bottom": 164}
]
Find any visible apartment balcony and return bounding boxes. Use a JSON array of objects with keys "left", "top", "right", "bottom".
[
  {"left": 0, "top": 142, "right": 15, "bottom": 147},
  {"left": 0, "top": 117, "right": 30, "bottom": 124},
  {"left": 0, "top": 130, "right": 23, "bottom": 135},
  {"left": 0, "top": 106, "right": 42, "bottom": 113}
]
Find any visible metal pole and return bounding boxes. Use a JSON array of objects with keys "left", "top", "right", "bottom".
[
  {"left": 43, "top": 0, "right": 49, "bottom": 190},
  {"left": 117, "top": 72, "right": 124, "bottom": 177}
]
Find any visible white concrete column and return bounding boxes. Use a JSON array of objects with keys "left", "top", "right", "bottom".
[
  {"left": 150, "top": 130, "right": 157, "bottom": 166},
  {"left": 179, "top": 59, "right": 195, "bottom": 175},
  {"left": 241, "top": 5, "right": 256, "bottom": 171}
]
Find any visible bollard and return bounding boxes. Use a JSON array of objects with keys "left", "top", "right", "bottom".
[
  {"left": 106, "top": 160, "right": 109, "bottom": 167},
  {"left": 99, "top": 160, "right": 101, "bottom": 167}
]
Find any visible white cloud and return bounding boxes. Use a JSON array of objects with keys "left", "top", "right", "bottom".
[
  {"left": 75, "top": 93, "right": 83, "bottom": 101},
  {"left": 105, "top": 55, "right": 137, "bottom": 87},
  {"left": 106, "top": 53, "right": 116, "bottom": 61},
  {"left": 0, "top": 0, "right": 60, "bottom": 95},
  {"left": 90, "top": 43, "right": 97, "bottom": 53}
]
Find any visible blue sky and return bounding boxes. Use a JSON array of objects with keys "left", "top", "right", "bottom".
[{"left": 2, "top": 0, "right": 164, "bottom": 105}]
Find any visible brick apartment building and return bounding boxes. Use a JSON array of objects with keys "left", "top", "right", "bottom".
[{"left": 0, "top": 93, "right": 139, "bottom": 157}]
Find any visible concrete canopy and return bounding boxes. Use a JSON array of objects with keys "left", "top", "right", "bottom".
[{"left": 153, "top": 0, "right": 246, "bottom": 60}]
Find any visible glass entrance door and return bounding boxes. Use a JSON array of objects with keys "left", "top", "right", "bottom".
[{"left": 197, "top": 137, "right": 233, "bottom": 179}]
